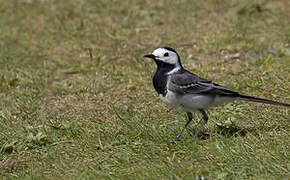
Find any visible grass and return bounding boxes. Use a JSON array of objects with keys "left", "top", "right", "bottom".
[{"left": 0, "top": 0, "right": 289, "bottom": 179}]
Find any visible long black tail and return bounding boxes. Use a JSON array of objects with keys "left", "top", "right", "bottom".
[{"left": 238, "top": 94, "right": 290, "bottom": 107}]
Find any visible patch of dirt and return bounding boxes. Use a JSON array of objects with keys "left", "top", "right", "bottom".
[{"left": 1, "top": 154, "right": 29, "bottom": 173}]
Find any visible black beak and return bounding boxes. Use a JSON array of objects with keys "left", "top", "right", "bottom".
[{"left": 143, "top": 54, "right": 156, "bottom": 59}]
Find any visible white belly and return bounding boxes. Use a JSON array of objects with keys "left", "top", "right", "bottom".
[{"left": 159, "top": 90, "right": 234, "bottom": 111}]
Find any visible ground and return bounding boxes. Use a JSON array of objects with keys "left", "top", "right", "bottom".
[{"left": 0, "top": 0, "right": 289, "bottom": 179}]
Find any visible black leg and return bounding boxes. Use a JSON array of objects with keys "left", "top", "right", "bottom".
[
  {"left": 193, "top": 109, "right": 208, "bottom": 139},
  {"left": 175, "top": 112, "right": 193, "bottom": 141}
]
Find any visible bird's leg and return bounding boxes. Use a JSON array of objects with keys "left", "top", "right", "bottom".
[
  {"left": 193, "top": 109, "right": 208, "bottom": 139},
  {"left": 175, "top": 112, "right": 193, "bottom": 141}
]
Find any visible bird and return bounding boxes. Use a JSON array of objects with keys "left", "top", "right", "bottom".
[{"left": 143, "top": 47, "right": 290, "bottom": 141}]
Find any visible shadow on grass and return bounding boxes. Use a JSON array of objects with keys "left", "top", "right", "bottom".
[
  {"left": 215, "top": 124, "right": 286, "bottom": 138},
  {"left": 169, "top": 124, "right": 286, "bottom": 143},
  {"left": 216, "top": 124, "right": 250, "bottom": 138},
  {"left": 180, "top": 124, "right": 285, "bottom": 141},
  {"left": 195, "top": 132, "right": 211, "bottom": 140}
]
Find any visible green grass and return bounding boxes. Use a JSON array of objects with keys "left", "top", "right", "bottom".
[{"left": 0, "top": 0, "right": 289, "bottom": 179}]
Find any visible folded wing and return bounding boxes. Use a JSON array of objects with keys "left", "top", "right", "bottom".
[{"left": 168, "top": 70, "right": 239, "bottom": 96}]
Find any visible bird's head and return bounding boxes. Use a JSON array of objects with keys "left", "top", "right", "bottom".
[{"left": 144, "top": 47, "right": 182, "bottom": 69}]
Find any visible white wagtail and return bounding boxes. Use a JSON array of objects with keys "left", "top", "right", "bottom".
[{"left": 144, "top": 47, "right": 290, "bottom": 141}]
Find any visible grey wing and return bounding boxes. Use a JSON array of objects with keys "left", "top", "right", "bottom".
[{"left": 168, "top": 70, "right": 239, "bottom": 96}]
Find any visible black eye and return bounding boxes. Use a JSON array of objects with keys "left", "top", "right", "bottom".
[{"left": 164, "top": 52, "right": 169, "bottom": 57}]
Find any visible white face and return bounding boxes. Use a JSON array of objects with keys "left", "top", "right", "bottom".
[{"left": 152, "top": 48, "right": 180, "bottom": 65}]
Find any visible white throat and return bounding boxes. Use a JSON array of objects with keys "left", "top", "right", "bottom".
[{"left": 166, "top": 66, "right": 181, "bottom": 75}]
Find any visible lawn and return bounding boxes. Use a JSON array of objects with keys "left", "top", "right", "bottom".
[{"left": 0, "top": 0, "right": 289, "bottom": 179}]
